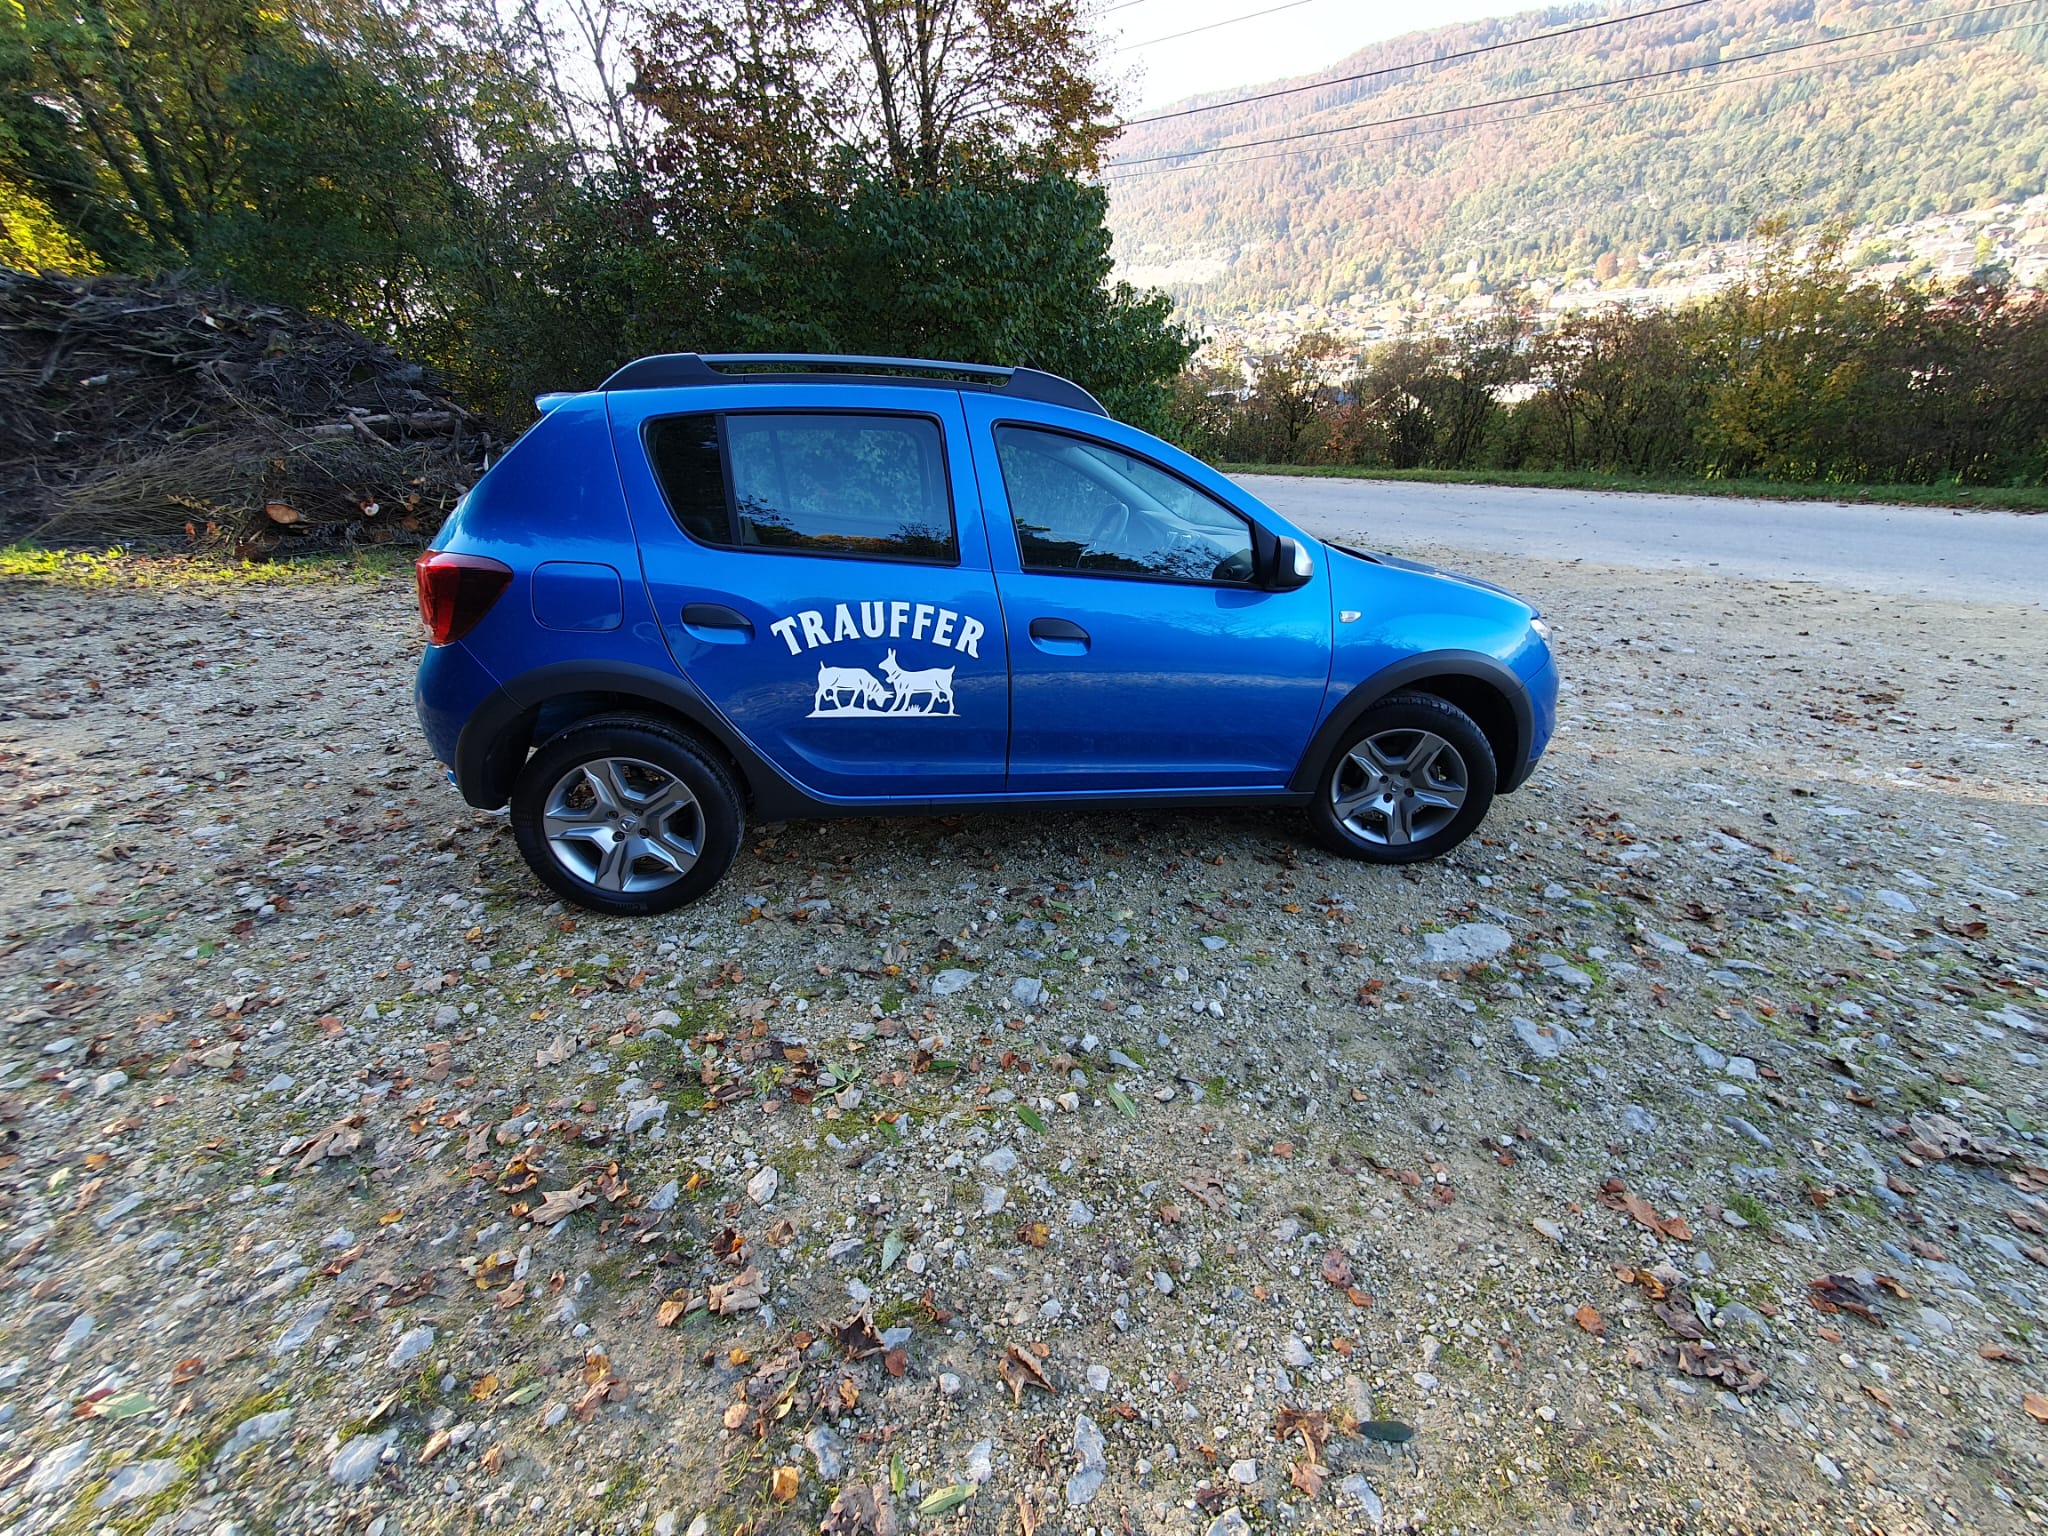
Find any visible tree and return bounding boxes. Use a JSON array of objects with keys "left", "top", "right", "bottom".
[{"left": 633, "top": 0, "right": 1112, "bottom": 212}]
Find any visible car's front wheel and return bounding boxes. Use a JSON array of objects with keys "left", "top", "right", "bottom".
[
  {"left": 510, "top": 715, "right": 742, "bottom": 914},
  {"left": 1306, "top": 693, "right": 1496, "bottom": 863}
]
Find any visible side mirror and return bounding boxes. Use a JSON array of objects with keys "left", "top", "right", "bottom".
[{"left": 1268, "top": 535, "right": 1315, "bottom": 591}]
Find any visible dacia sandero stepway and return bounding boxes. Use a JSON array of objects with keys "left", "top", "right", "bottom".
[{"left": 413, "top": 354, "right": 1557, "bottom": 914}]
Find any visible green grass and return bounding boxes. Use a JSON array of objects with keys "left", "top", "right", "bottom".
[
  {"left": 1218, "top": 464, "right": 2048, "bottom": 512},
  {"left": 0, "top": 541, "right": 416, "bottom": 587}
]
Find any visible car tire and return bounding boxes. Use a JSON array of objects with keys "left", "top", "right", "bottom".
[
  {"left": 1305, "top": 692, "right": 1496, "bottom": 864},
  {"left": 510, "top": 715, "right": 743, "bottom": 915}
]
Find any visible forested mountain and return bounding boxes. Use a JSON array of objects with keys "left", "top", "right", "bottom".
[{"left": 1105, "top": 0, "right": 2048, "bottom": 322}]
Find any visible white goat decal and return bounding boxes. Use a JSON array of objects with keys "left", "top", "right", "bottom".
[{"left": 879, "top": 649, "right": 956, "bottom": 716}]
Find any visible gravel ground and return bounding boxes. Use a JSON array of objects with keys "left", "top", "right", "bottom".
[{"left": 0, "top": 551, "right": 2044, "bottom": 1536}]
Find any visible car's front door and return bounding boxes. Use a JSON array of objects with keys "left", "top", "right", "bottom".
[
  {"left": 962, "top": 402, "right": 1331, "bottom": 792},
  {"left": 610, "top": 387, "right": 1007, "bottom": 800}
]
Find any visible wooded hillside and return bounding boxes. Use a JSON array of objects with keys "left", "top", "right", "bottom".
[{"left": 1107, "top": 0, "right": 2048, "bottom": 318}]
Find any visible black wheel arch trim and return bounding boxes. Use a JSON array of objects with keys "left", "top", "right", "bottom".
[
  {"left": 1290, "top": 651, "right": 1537, "bottom": 797},
  {"left": 454, "top": 660, "right": 818, "bottom": 818}
]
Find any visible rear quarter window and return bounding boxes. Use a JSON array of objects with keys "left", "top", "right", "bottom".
[{"left": 646, "top": 411, "right": 957, "bottom": 563}]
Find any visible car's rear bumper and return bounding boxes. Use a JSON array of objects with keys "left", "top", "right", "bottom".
[{"left": 415, "top": 641, "right": 501, "bottom": 780}]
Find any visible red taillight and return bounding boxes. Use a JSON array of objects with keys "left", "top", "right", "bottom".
[{"left": 415, "top": 551, "right": 512, "bottom": 645}]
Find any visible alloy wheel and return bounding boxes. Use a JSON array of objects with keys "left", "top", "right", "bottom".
[
  {"left": 540, "top": 756, "right": 703, "bottom": 893},
  {"left": 1328, "top": 728, "right": 1470, "bottom": 847}
]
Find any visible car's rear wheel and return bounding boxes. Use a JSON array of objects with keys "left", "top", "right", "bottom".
[
  {"left": 510, "top": 715, "right": 742, "bottom": 914},
  {"left": 1306, "top": 693, "right": 1496, "bottom": 863}
]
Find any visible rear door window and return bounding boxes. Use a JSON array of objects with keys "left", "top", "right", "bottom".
[{"left": 646, "top": 411, "right": 957, "bottom": 564}]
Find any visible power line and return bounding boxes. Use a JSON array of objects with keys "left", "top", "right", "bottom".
[
  {"left": 1121, "top": 0, "right": 1716, "bottom": 127},
  {"left": 1114, "top": 0, "right": 1324, "bottom": 53},
  {"left": 1106, "top": 20, "right": 2032, "bottom": 185},
  {"left": 1108, "top": 0, "right": 2043, "bottom": 169}
]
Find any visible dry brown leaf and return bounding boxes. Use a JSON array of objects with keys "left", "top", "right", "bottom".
[
  {"left": 479, "top": 1444, "right": 505, "bottom": 1475},
  {"left": 2024, "top": 1392, "right": 2048, "bottom": 1424},
  {"left": 722, "top": 1400, "right": 750, "bottom": 1431},
  {"left": 1573, "top": 1304, "right": 1606, "bottom": 1336},
  {"left": 1675, "top": 1341, "right": 1768, "bottom": 1395},
  {"left": 771, "top": 1465, "right": 800, "bottom": 1503},
  {"left": 1288, "top": 1457, "right": 1327, "bottom": 1497},
  {"left": 996, "top": 1343, "right": 1056, "bottom": 1406},
  {"left": 1320, "top": 1248, "right": 1353, "bottom": 1288},
  {"left": 708, "top": 1266, "right": 764, "bottom": 1315},
  {"left": 529, "top": 1181, "right": 595, "bottom": 1225},
  {"left": 656, "top": 1297, "right": 690, "bottom": 1328}
]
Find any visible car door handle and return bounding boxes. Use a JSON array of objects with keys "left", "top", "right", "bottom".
[
  {"left": 680, "top": 603, "right": 753, "bottom": 644},
  {"left": 1027, "top": 617, "right": 1090, "bottom": 655}
]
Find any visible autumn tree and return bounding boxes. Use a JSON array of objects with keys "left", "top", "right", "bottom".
[{"left": 632, "top": 0, "right": 1113, "bottom": 214}]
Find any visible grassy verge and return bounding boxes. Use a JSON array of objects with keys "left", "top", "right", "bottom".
[
  {"left": 1218, "top": 464, "right": 2048, "bottom": 512},
  {"left": 0, "top": 542, "right": 417, "bottom": 588}
]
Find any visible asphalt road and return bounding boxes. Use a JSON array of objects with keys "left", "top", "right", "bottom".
[{"left": 1238, "top": 475, "right": 2048, "bottom": 608}]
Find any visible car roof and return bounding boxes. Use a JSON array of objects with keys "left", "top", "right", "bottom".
[{"left": 592, "top": 353, "right": 1108, "bottom": 418}]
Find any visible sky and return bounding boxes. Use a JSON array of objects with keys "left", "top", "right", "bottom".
[{"left": 1096, "top": 0, "right": 1541, "bottom": 111}]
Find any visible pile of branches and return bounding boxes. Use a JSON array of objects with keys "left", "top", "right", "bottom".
[{"left": 1, "top": 268, "right": 495, "bottom": 549}]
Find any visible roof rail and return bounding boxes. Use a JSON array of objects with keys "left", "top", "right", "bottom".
[{"left": 595, "top": 352, "right": 1107, "bottom": 417}]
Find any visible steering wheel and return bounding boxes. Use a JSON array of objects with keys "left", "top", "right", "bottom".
[
  {"left": 1084, "top": 500, "right": 1132, "bottom": 551},
  {"left": 1213, "top": 547, "right": 1256, "bottom": 583}
]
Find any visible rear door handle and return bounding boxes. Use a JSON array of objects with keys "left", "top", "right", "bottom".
[
  {"left": 1027, "top": 617, "right": 1090, "bottom": 655},
  {"left": 681, "top": 602, "right": 753, "bottom": 644}
]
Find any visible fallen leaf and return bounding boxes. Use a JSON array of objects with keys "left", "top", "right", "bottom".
[
  {"left": 919, "top": 1484, "right": 975, "bottom": 1516},
  {"left": 170, "top": 1358, "right": 204, "bottom": 1385},
  {"left": 1573, "top": 1304, "right": 1606, "bottom": 1335},
  {"left": 1289, "top": 1458, "right": 1327, "bottom": 1497},
  {"left": 1320, "top": 1248, "right": 1353, "bottom": 1288},
  {"left": 2024, "top": 1392, "right": 2048, "bottom": 1424},
  {"left": 996, "top": 1343, "right": 1056, "bottom": 1406},
  {"left": 530, "top": 1182, "right": 595, "bottom": 1224},
  {"left": 707, "top": 1266, "right": 764, "bottom": 1315},
  {"left": 832, "top": 1309, "right": 885, "bottom": 1359},
  {"left": 1675, "top": 1341, "right": 1768, "bottom": 1394},
  {"left": 1810, "top": 1273, "right": 1886, "bottom": 1326},
  {"left": 656, "top": 1297, "right": 690, "bottom": 1328},
  {"left": 479, "top": 1444, "right": 505, "bottom": 1475},
  {"left": 770, "top": 1466, "right": 800, "bottom": 1503},
  {"left": 822, "top": 1483, "right": 893, "bottom": 1535}
]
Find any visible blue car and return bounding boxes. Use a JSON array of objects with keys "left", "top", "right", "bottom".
[{"left": 413, "top": 355, "right": 1557, "bottom": 915}]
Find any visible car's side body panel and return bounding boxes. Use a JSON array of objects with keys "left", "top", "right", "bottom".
[
  {"left": 960, "top": 393, "right": 1333, "bottom": 791},
  {"left": 606, "top": 383, "right": 1012, "bottom": 800}
]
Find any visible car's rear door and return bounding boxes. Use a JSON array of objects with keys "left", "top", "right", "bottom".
[
  {"left": 960, "top": 396, "right": 1331, "bottom": 792},
  {"left": 609, "top": 384, "right": 1008, "bottom": 800}
]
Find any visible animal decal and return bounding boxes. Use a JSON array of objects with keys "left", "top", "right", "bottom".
[
  {"left": 808, "top": 649, "right": 956, "bottom": 717},
  {"left": 813, "top": 666, "right": 891, "bottom": 714},
  {"left": 879, "top": 649, "right": 955, "bottom": 715}
]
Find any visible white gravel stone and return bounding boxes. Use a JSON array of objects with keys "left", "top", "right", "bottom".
[
  {"left": 388, "top": 1324, "right": 435, "bottom": 1368},
  {"left": 329, "top": 1432, "right": 393, "bottom": 1487},
  {"left": 1422, "top": 923, "right": 1511, "bottom": 965},
  {"left": 746, "top": 1166, "right": 780, "bottom": 1205},
  {"left": 95, "top": 1458, "right": 184, "bottom": 1508}
]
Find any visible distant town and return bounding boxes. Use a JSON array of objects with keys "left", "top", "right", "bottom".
[{"left": 1121, "top": 195, "right": 2048, "bottom": 365}]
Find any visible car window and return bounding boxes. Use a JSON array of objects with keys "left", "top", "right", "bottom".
[
  {"left": 646, "top": 411, "right": 957, "bottom": 563},
  {"left": 992, "top": 426, "right": 1255, "bottom": 583}
]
